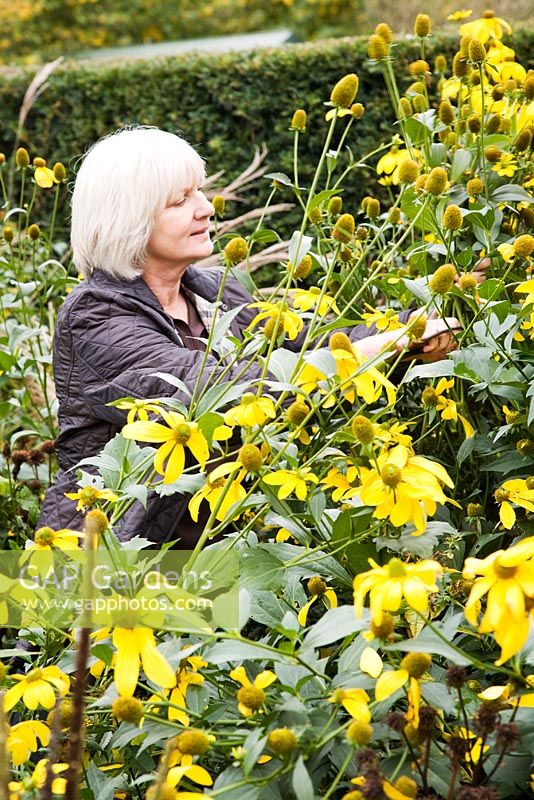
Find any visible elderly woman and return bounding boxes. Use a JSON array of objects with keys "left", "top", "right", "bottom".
[{"left": 38, "top": 127, "right": 457, "bottom": 546}]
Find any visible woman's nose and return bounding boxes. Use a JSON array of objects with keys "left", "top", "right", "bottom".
[{"left": 195, "top": 191, "right": 215, "bottom": 218}]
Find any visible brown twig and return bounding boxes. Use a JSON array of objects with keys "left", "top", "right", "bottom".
[{"left": 40, "top": 693, "right": 62, "bottom": 800}]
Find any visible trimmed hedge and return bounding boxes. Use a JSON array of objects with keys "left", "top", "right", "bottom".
[{"left": 1, "top": 30, "right": 533, "bottom": 235}]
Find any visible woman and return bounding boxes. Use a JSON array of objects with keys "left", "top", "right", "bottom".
[{"left": 37, "top": 127, "right": 457, "bottom": 545}]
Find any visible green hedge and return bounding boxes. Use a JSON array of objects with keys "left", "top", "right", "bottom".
[{"left": 1, "top": 30, "right": 533, "bottom": 237}]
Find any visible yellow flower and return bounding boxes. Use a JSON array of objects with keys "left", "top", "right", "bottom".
[
  {"left": 463, "top": 537, "right": 534, "bottom": 663},
  {"left": 459, "top": 12, "right": 512, "bottom": 44},
  {"left": 320, "top": 465, "right": 360, "bottom": 502},
  {"left": 355, "top": 444, "right": 455, "bottom": 535},
  {"left": 122, "top": 408, "right": 209, "bottom": 484},
  {"left": 328, "top": 341, "right": 397, "bottom": 407},
  {"left": 376, "top": 147, "right": 414, "bottom": 186},
  {"left": 375, "top": 421, "right": 413, "bottom": 449},
  {"left": 263, "top": 467, "right": 319, "bottom": 500},
  {"left": 34, "top": 166, "right": 59, "bottom": 189},
  {"left": 163, "top": 655, "right": 206, "bottom": 725},
  {"left": 65, "top": 485, "right": 118, "bottom": 511},
  {"left": 113, "top": 398, "right": 162, "bottom": 423},
  {"left": 421, "top": 378, "right": 474, "bottom": 438},
  {"left": 223, "top": 393, "right": 276, "bottom": 427},
  {"left": 30, "top": 526, "right": 80, "bottom": 551},
  {"left": 165, "top": 762, "right": 213, "bottom": 799},
  {"left": 112, "top": 627, "right": 176, "bottom": 697},
  {"left": 494, "top": 479, "right": 534, "bottom": 529},
  {"left": 9, "top": 759, "right": 68, "bottom": 798},
  {"left": 188, "top": 462, "right": 247, "bottom": 522},
  {"left": 4, "top": 666, "right": 69, "bottom": 711},
  {"left": 6, "top": 721, "right": 50, "bottom": 766},
  {"left": 361, "top": 304, "right": 403, "bottom": 332},
  {"left": 297, "top": 576, "right": 338, "bottom": 625},
  {"left": 291, "top": 287, "right": 340, "bottom": 316},
  {"left": 444, "top": 726, "right": 489, "bottom": 764},
  {"left": 230, "top": 665, "right": 277, "bottom": 716},
  {"left": 247, "top": 301, "right": 303, "bottom": 341},
  {"left": 447, "top": 10, "right": 472, "bottom": 21},
  {"left": 329, "top": 687, "right": 371, "bottom": 722},
  {"left": 492, "top": 152, "right": 517, "bottom": 177},
  {"left": 498, "top": 242, "right": 516, "bottom": 264},
  {"left": 353, "top": 556, "right": 443, "bottom": 626}
]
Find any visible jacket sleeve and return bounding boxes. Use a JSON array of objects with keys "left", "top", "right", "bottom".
[{"left": 67, "top": 291, "right": 264, "bottom": 426}]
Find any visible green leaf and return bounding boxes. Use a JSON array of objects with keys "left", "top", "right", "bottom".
[
  {"left": 291, "top": 756, "right": 315, "bottom": 800},
  {"left": 491, "top": 184, "right": 533, "bottom": 203},
  {"left": 302, "top": 605, "right": 368, "bottom": 648},
  {"left": 450, "top": 148, "right": 472, "bottom": 181}
]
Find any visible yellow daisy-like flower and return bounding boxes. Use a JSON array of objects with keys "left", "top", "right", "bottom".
[
  {"left": 122, "top": 408, "right": 209, "bottom": 484},
  {"left": 492, "top": 152, "right": 517, "bottom": 177},
  {"left": 29, "top": 526, "right": 81, "bottom": 551},
  {"left": 223, "top": 393, "right": 276, "bottom": 427},
  {"left": 65, "top": 485, "right": 118, "bottom": 511},
  {"left": 376, "top": 147, "right": 414, "bottom": 187},
  {"left": 355, "top": 444, "right": 455, "bottom": 535},
  {"left": 444, "top": 727, "right": 489, "bottom": 764},
  {"left": 247, "top": 301, "right": 303, "bottom": 341},
  {"left": 498, "top": 242, "right": 516, "bottom": 264},
  {"left": 188, "top": 462, "right": 247, "bottom": 523},
  {"left": 9, "top": 759, "right": 68, "bottom": 799},
  {"left": 463, "top": 537, "right": 534, "bottom": 663},
  {"left": 112, "top": 398, "right": 162, "bottom": 424},
  {"left": 361, "top": 304, "right": 403, "bottom": 332},
  {"left": 230, "top": 665, "right": 277, "bottom": 717},
  {"left": 112, "top": 626, "right": 176, "bottom": 697},
  {"left": 291, "top": 287, "right": 340, "bottom": 316},
  {"left": 494, "top": 479, "right": 534, "bottom": 529},
  {"left": 34, "top": 166, "right": 59, "bottom": 189},
  {"left": 263, "top": 467, "right": 319, "bottom": 500},
  {"left": 4, "top": 666, "right": 70, "bottom": 712},
  {"left": 320, "top": 465, "right": 360, "bottom": 502},
  {"left": 6, "top": 720, "right": 50, "bottom": 766},
  {"left": 297, "top": 577, "right": 338, "bottom": 625},
  {"left": 353, "top": 556, "right": 443, "bottom": 626},
  {"left": 422, "top": 378, "right": 475, "bottom": 438},
  {"left": 326, "top": 342, "right": 396, "bottom": 408},
  {"left": 376, "top": 421, "right": 413, "bottom": 449},
  {"left": 459, "top": 13, "right": 512, "bottom": 43},
  {"left": 447, "top": 9, "right": 472, "bottom": 20},
  {"left": 329, "top": 686, "right": 371, "bottom": 722}
]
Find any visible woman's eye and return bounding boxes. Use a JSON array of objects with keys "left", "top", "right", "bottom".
[{"left": 173, "top": 197, "right": 186, "bottom": 207}]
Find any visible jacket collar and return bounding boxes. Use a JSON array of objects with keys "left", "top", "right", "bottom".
[{"left": 88, "top": 265, "right": 221, "bottom": 308}]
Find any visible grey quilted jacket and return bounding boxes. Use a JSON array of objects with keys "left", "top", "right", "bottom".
[{"left": 38, "top": 266, "right": 405, "bottom": 545}]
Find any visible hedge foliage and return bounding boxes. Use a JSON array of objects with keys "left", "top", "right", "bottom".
[{"left": 1, "top": 29, "right": 533, "bottom": 238}]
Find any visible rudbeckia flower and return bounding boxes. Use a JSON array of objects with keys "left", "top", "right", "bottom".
[
  {"left": 122, "top": 408, "right": 209, "bottom": 484},
  {"left": 291, "top": 287, "right": 340, "bottom": 316},
  {"left": 9, "top": 759, "right": 68, "bottom": 798},
  {"left": 355, "top": 444, "right": 455, "bottom": 535},
  {"left": 29, "top": 526, "right": 81, "bottom": 551},
  {"left": 4, "top": 666, "right": 70, "bottom": 711},
  {"left": 492, "top": 153, "right": 518, "bottom": 177},
  {"left": 263, "top": 467, "right": 319, "bottom": 500},
  {"left": 188, "top": 462, "right": 247, "bottom": 523},
  {"left": 297, "top": 576, "right": 338, "bottom": 625},
  {"left": 112, "top": 626, "right": 176, "bottom": 697},
  {"left": 112, "top": 398, "right": 162, "bottom": 423},
  {"left": 34, "top": 166, "right": 59, "bottom": 189},
  {"left": 248, "top": 301, "right": 303, "bottom": 341},
  {"left": 361, "top": 304, "right": 403, "bottom": 332},
  {"left": 6, "top": 720, "right": 50, "bottom": 766},
  {"left": 230, "top": 665, "right": 277, "bottom": 716},
  {"left": 376, "top": 147, "right": 414, "bottom": 186},
  {"left": 320, "top": 465, "right": 360, "bottom": 502},
  {"left": 329, "top": 687, "right": 371, "bottom": 722},
  {"left": 447, "top": 9, "right": 472, "bottom": 20},
  {"left": 353, "top": 556, "right": 443, "bottom": 626},
  {"left": 494, "top": 479, "right": 534, "bottom": 529},
  {"left": 165, "top": 762, "right": 213, "bottom": 799},
  {"left": 421, "top": 378, "right": 474, "bottom": 438},
  {"left": 365, "top": 651, "right": 431, "bottom": 729},
  {"left": 223, "top": 393, "right": 276, "bottom": 427},
  {"left": 65, "top": 485, "right": 118, "bottom": 511},
  {"left": 459, "top": 12, "right": 512, "bottom": 43},
  {"left": 150, "top": 654, "right": 206, "bottom": 725}
]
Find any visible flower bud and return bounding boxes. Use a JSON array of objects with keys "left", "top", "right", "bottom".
[
  {"left": 327, "top": 196, "right": 343, "bottom": 215},
  {"left": 27, "top": 224, "right": 41, "bottom": 240},
  {"left": 467, "top": 502, "right": 484, "bottom": 517},
  {"left": 425, "top": 167, "right": 448, "bottom": 195},
  {"left": 434, "top": 54, "right": 447, "bottom": 72},
  {"left": 468, "top": 39, "right": 486, "bottom": 63},
  {"left": 330, "top": 74, "right": 359, "bottom": 108},
  {"left": 351, "top": 102, "right": 365, "bottom": 118},
  {"left": 438, "top": 100, "right": 455, "bottom": 125},
  {"left": 53, "top": 162, "right": 67, "bottom": 181},
  {"left": 368, "top": 34, "right": 388, "bottom": 60},
  {"left": 414, "top": 14, "right": 431, "bottom": 37},
  {"left": 443, "top": 204, "right": 463, "bottom": 231},
  {"left": 429, "top": 263, "right": 456, "bottom": 293},
  {"left": 291, "top": 109, "right": 307, "bottom": 132},
  {"left": 15, "top": 147, "right": 30, "bottom": 168},
  {"left": 375, "top": 22, "right": 393, "bottom": 43},
  {"left": 333, "top": 213, "right": 355, "bottom": 242},
  {"left": 212, "top": 195, "right": 225, "bottom": 216},
  {"left": 224, "top": 236, "right": 248, "bottom": 264},
  {"left": 267, "top": 728, "right": 298, "bottom": 755}
]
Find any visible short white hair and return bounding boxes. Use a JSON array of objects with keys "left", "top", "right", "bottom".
[{"left": 71, "top": 127, "right": 206, "bottom": 280}]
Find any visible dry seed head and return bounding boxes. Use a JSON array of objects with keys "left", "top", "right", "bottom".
[
  {"left": 287, "top": 400, "right": 310, "bottom": 425},
  {"left": 2, "top": 226, "right": 14, "bottom": 243},
  {"left": 394, "top": 776, "right": 417, "bottom": 798},
  {"left": 486, "top": 114, "right": 501, "bottom": 134},
  {"left": 368, "top": 34, "right": 388, "bottom": 60},
  {"left": 429, "top": 263, "right": 456, "bottom": 293},
  {"left": 401, "top": 652, "right": 432, "bottom": 678},
  {"left": 330, "top": 74, "right": 359, "bottom": 108},
  {"left": 327, "top": 196, "right": 343, "bottom": 215},
  {"left": 484, "top": 145, "right": 502, "bottom": 162},
  {"left": 467, "top": 114, "right": 481, "bottom": 133},
  {"left": 434, "top": 54, "right": 447, "bottom": 72},
  {"left": 453, "top": 53, "right": 469, "bottom": 78},
  {"left": 291, "top": 108, "right": 307, "bottom": 132},
  {"left": 398, "top": 97, "right": 413, "bottom": 118},
  {"left": 175, "top": 729, "right": 211, "bottom": 755},
  {"left": 333, "top": 213, "right": 355, "bottom": 243},
  {"left": 459, "top": 273, "right": 478, "bottom": 291},
  {"left": 267, "top": 728, "right": 298, "bottom": 755},
  {"left": 112, "top": 696, "right": 144, "bottom": 724},
  {"left": 212, "top": 195, "right": 225, "bottom": 216},
  {"left": 412, "top": 94, "right": 428, "bottom": 113},
  {"left": 27, "top": 224, "right": 41, "bottom": 240},
  {"left": 514, "top": 128, "right": 532, "bottom": 151},
  {"left": 347, "top": 720, "right": 373, "bottom": 745},
  {"left": 443, "top": 204, "right": 463, "bottom": 231},
  {"left": 414, "top": 14, "right": 431, "bottom": 37},
  {"left": 375, "top": 22, "right": 393, "bottom": 44},
  {"left": 15, "top": 147, "right": 30, "bottom": 168},
  {"left": 409, "top": 60, "right": 429, "bottom": 77},
  {"left": 53, "top": 162, "right": 66, "bottom": 181},
  {"left": 425, "top": 167, "right": 448, "bottom": 195},
  {"left": 239, "top": 444, "right": 263, "bottom": 472},
  {"left": 467, "top": 177, "right": 483, "bottom": 196},
  {"left": 307, "top": 575, "right": 327, "bottom": 595},
  {"left": 224, "top": 236, "right": 248, "bottom": 264},
  {"left": 438, "top": 100, "right": 455, "bottom": 125},
  {"left": 513, "top": 234, "right": 534, "bottom": 258},
  {"left": 352, "top": 415, "right": 376, "bottom": 444},
  {"left": 469, "top": 39, "right": 486, "bottom": 63}
]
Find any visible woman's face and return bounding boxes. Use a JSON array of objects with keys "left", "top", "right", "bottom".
[{"left": 145, "top": 187, "right": 215, "bottom": 271}]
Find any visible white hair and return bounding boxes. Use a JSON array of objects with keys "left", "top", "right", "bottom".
[{"left": 71, "top": 127, "right": 206, "bottom": 280}]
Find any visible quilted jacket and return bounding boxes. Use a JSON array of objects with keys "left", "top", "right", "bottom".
[{"left": 38, "top": 266, "right": 406, "bottom": 545}]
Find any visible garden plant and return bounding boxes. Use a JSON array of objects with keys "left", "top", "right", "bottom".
[{"left": 0, "top": 9, "right": 534, "bottom": 800}]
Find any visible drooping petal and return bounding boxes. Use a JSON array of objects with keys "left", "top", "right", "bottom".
[
  {"left": 375, "top": 669, "right": 409, "bottom": 702},
  {"left": 360, "top": 647, "right": 383, "bottom": 678},
  {"left": 113, "top": 628, "right": 140, "bottom": 697},
  {"left": 137, "top": 629, "right": 176, "bottom": 689}
]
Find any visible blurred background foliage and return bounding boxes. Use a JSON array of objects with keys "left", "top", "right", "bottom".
[{"left": 0, "top": 0, "right": 532, "bottom": 65}]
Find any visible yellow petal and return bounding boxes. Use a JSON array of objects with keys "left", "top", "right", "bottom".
[
  {"left": 255, "top": 670, "right": 277, "bottom": 690},
  {"left": 360, "top": 647, "right": 383, "bottom": 678},
  {"left": 375, "top": 669, "right": 409, "bottom": 702},
  {"left": 500, "top": 501, "right": 516, "bottom": 530},
  {"left": 113, "top": 628, "right": 140, "bottom": 697},
  {"left": 137, "top": 629, "right": 176, "bottom": 689}
]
